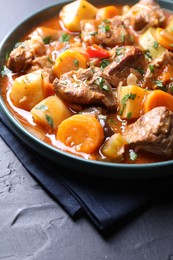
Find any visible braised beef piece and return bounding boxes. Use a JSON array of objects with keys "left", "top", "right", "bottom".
[
  {"left": 123, "top": 0, "right": 165, "bottom": 33},
  {"left": 53, "top": 67, "right": 116, "bottom": 110},
  {"left": 103, "top": 46, "right": 148, "bottom": 87},
  {"left": 27, "top": 55, "right": 54, "bottom": 74},
  {"left": 124, "top": 106, "right": 173, "bottom": 156},
  {"left": 81, "top": 107, "right": 114, "bottom": 138},
  {"left": 81, "top": 16, "right": 134, "bottom": 47},
  {"left": 7, "top": 36, "right": 46, "bottom": 73},
  {"left": 142, "top": 50, "right": 173, "bottom": 91}
]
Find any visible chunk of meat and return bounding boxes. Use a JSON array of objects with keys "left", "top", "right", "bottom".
[
  {"left": 142, "top": 50, "right": 173, "bottom": 91},
  {"left": 81, "top": 107, "right": 114, "bottom": 138},
  {"left": 124, "top": 106, "right": 173, "bottom": 156},
  {"left": 81, "top": 16, "right": 134, "bottom": 47},
  {"left": 103, "top": 46, "right": 148, "bottom": 87},
  {"left": 28, "top": 55, "right": 54, "bottom": 73},
  {"left": 123, "top": 0, "right": 165, "bottom": 33},
  {"left": 7, "top": 36, "right": 46, "bottom": 72},
  {"left": 53, "top": 67, "right": 116, "bottom": 110}
]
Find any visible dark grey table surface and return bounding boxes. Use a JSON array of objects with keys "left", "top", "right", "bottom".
[{"left": 1, "top": 1, "right": 173, "bottom": 259}]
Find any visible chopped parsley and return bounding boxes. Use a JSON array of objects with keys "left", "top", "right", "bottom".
[
  {"left": 153, "top": 41, "right": 159, "bottom": 49},
  {"left": 98, "top": 20, "right": 110, "bottom": 33},
  {"left": 154, "top": 79, "right": 163, "bottom": 88},
  {"left": 90, "top": 31, "right": 98, "bottom": 36},
  {"left": 43, "top": 36, "right": 51, "bottom": 44},
  {"left": 45, "top": 114, "right": 54, "bottom": 128},
  {"left": 145, "top": 50, "right": 152, "bottom": 62},
  {"left": 100, "top": 59, "right": 111, "bottom": 69},
  {"left": 73, "top": 59, "right": 79, "bottom": 67},
  {"left": 47, "top": 56, "right": 54, "bottom": 64},
  {"left": 60, "top": 33, "right": 71, "bottom": 42},
  {"left": 14, "top": 42, "right": 23, "bottom": 48},
  {"left": 60, "top": 80, "right": 68, "bottom": 85},
  {"left": 35, "top": 104, "right": 48, "bottom": 111},
  {"left": 129, "top": 149, "right": 138, "bottom": 161},
  {"left": 1, "top": 66, "right": 12, "bottom": 77},
  {"left": 95, "top": 77, "right": 110, "bottom": 92},
  {"left": 127, "top": 112, "right": 132, "bottom": 119},
  {"left": 115, "top": 47, "right": 125, "bottom": 56},
  {"left": 120, "top": 93, "right": 136, "bottom": 116},
  {"left": 136, "top": 68, "right": 145, "bottom": 75},
  {"left": 98, "top": 114, "right": 107, "bottom": 120},
  {"left": 149, "top": 64, "right": 154, "bottom": 73},
  {"left": 170, "top": 85, "right": 173, "bottom": 93},
  {"left": 121, "top": 33, "right": 125, "bottom": 43}
]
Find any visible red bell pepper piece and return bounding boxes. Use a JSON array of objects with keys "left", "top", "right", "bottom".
[{"left": 86, "top": 44, "right": 110, "bottom": 59}]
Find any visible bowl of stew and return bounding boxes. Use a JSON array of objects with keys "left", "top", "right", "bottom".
[{"left": 1, "top": 0, "right": 173, "bottom": 179}]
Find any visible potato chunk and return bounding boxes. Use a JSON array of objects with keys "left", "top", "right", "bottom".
[
  {"left": 31, "top": 95, "right": 72, "bottom": 130},
  {"left": 117, "top": 85, "right": 149, "bottom": 119},
  {"left": 59, "top": 0, "right": 97, "bottom": 31},
  {"left": 10, "top": 70, "right": 44, "bottom": 111}
]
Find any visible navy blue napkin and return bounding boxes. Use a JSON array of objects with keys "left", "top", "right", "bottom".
[{"left": 0, "top": 110, "right": 172, "bottom": 233}]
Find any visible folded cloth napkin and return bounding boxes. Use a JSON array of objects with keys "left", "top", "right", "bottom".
[{"left": 0, "top": 110, "right": 173, "bottom": 234}]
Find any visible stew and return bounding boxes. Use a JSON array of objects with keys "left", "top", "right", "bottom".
[{"left": 1, "top": 0, "right": 173, "bottom": 164}]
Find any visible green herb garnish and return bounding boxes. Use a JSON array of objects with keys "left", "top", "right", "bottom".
[
  {"left": 43, "top": 36, "right": 51, "bottom": 44},
  {"left": 60, "top": 33, "right": 71, "bottom": 42},
  {"left": 149, "top": 64, "right": 154, "bottom": 73},
  {"left": 100, "top": 59, "right": 111, "bottom": 69},
  {"left": 98, "top": 20, "right": 110, "bottom": 33},
  {"left": 120, "top": 93, "right": 136, "bottom": 116},
  {"left": 129, "top": 149, "right": 138, "bottom": 161},
  {"left": 95, "top": 77, "right": 110, "bottom": 92},
  {"left": 153, "top": 41, "right": 159, "bottom": 49},
  {"left": 127, "top": 112, "right": 132, "bottom": 119},
  {"left": 73, "top": 59, "right": 79, "bottom": 67},
  {"left": 45, "top": 114, "right": 54, "bottom": 128},
  {"left": 1, "top": 66, "right": 12, "bottom": 77},
  {"left": 35, "top": 104, "right": 48, "bottom": 111},
  {"left": 145, "top": 50, "right": 152, "bottom": 62}
]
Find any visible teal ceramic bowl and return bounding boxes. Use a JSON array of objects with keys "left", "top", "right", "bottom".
[{"left": 1, "top": 0, "right": 173, "bottom": 179}]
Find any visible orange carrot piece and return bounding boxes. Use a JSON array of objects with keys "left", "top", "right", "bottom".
[
  {"left": 155, "top": 28, "right": 173, "bottom": 51},
  {"left": 96, "top": 6, "right": 118, "bottom": 20},
  {"left": 144, "top": 90, "right": 173, "bottom": 113},
  {"left": 56, "top": 114, "right": 104, "bottom": 154},
  {"left": 53, "top": 49, "right": 87, "bottom": 78}
]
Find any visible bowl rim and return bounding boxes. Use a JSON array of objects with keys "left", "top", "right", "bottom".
[{"left": 1, "top": 0, "right": 173, "bottom": 178}]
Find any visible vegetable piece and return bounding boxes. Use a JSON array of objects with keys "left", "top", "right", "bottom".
[
  {"left": 101, "top": 133, "right": 126, "bottom": 161},
  {"left": 143, "top": 90, "right": 173, "bottom": 113},
  {"left": 53, "top": 49, "right": 87, "bottom": 78},
  {"left": 56, "top": 114, "right": 104, "bottom": 154},
  {"left": 59, "top": 0, "right": 97, "bottom": 32},
  {"left": 139, "top": 27, "right": 165, "bottom": 59},
  {"left": 96, "top": 6, "right": 118, "bottom": 20},
  {"left": 10, "top": 70, "right": 44, "bottom": 111},
  {"left": 29, "top": 26, "right": 59, "bottom": 42},
  {"left": 159, "top": 64, "right": 173, "bottom": 83},
  {"left": 31, "top": 95, "right": 72, "bottom": 129},
  {"left": 155, "top": 28, "right": 173, "bottom": 51},
  {"left": 165, "top": 16, "right": 173, "bottom": 33},
  {"left": 86, "top": 44, "right": 110, "bottom": 59},
  {"left": 117, "top": 85, "right": 149, "bottom": 119}
]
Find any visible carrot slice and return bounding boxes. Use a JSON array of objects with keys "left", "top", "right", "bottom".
[
  {"left": 96, "top": 6, "right": 118, "bottom": 20},
  {"left": 56, "top": 114, "right": 104, "bottom": 154},
  {"left": 144, "top": 90, "right": 173, "bottom": 113},
  {"left": 53, "top": 49, "right": 87, "bottom": 78},
  {"left": 155, "top": 28, "right": 173, "bottom": 51}
]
